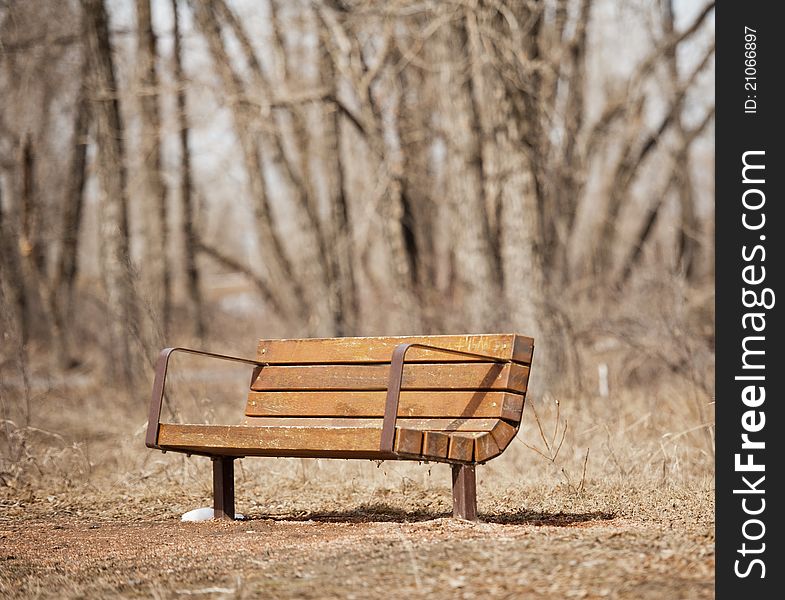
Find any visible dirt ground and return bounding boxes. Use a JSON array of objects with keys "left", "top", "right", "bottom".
[{"left": 0, "top": 473, "right": 714, "bottom": 599}]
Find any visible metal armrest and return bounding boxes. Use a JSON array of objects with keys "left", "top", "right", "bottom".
[
  {"left": 145, "top": 347, "right": 265, "bottom": 450},
  {"left": 379, "top": 343, "right": 511, "bottom": 453}
]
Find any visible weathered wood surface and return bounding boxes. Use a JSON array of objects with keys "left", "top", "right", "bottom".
[
  {"left": 241, "top": 417, "right": 503, "bottom": 431},
  {"left": 256, "top": 334, "right": 533, "bottom": 365},
  {"left": 452, "top": 464, "right": 477, "bottom": 520},
  {"left": 159, "top": 422, "right": 383, "bottom": 454},
  {"left": 419, "top": 430, "right": 502, "bottom": 462},
  {"left": 160, "top": 423, "right": 424, "bottom": 458},
  {"left": 489, "top": 420, "right": 518, "bottom": 452},
  {"left": 448, "top": 432, "right": 484, "bottom": 462},
  {"left": 245, "top": 390, "right": 523, "bottom": 420},
  {"left": 394, "top": 428, "right": 423, "bottom": 456},
  {"left": 251, "top": 363, "right": 529, "bottom": 393},
  {"left": 474, "top": 431, "right": 502, "bottom": 462},
  {"left": 422, "top": 430, "right": 450, "bottom": 459},
  {"left": 158, "top": 422, "right": 508, "bottom": 463}
]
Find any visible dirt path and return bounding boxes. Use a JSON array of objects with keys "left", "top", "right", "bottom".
[{"left": 0, "top": 492, "right": 713, "bottom": 599}]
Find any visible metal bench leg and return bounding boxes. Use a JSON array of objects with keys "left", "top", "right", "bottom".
[
  {"left": 212, "top": 457, "right": 235, "bottom": 520},
  {"left": 451, "top": 464, "right": 477, "bottom": 521}
]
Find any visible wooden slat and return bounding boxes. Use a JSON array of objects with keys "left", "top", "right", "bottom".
[
  {"left": 490, "top": 420, "right": 518, "bottom": 451},
  {"left": 422, "top": 431, "right": 449, "bottom": 460},
  {"left": 159, "top": 423, "right": 428, "bottom": 457},
  {"left": 448, "top": 432, "right": 484, "bottom": 462},
  {"left": 394, "top": 428, "right": 423, "bottom": 455},
  {"left": 499, "top": 393, "right": 524, "bottom": 422},
  {"left": 158, "top": 423, "right": 382, "bottom": 455},
  {"left": 157, "top": 422, "right": 512, "bottom": 463},
  {"left": 474, "top": 432, "right": 502, "bottom": 463},
  {"left": 245, "top": 391, "right": 524, "bottom": 420},
  {"left": 251, "top": 363, "right": 528, "bottom": 393},
  {"left": 241, "top": 417, "right": 502, "bottom": 432},
  {"left": 256, "top": 334, "right": 533, "bottom": 365}
]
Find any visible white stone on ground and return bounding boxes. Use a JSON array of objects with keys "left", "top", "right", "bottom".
[{"left": 181, "top": 507, "right": 245, "bottom": 522}]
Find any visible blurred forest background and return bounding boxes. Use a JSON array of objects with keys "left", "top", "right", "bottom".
[{"left": 1, "top": 0, "right": 714, "bottom": 492}]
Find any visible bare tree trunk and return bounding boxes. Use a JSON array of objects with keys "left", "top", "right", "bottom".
[
  {"left": 268, "top": 0, "right": 319, "bottom": 220},
  {"left": 393, "top": 34, "right": 437, "bottom": 274},
  {"left": 396, "top": 56, "right": 439, "bottom": 331},
  {"left": 18, "top": 137, "right": 46, "bottom": 279},
  {"left": 0, "top": 180, "right": 33, "bottom": 428},
  {"left": 16, "top": 137, "right": 49, "bottom": 338},
  {"left": 476, "top": 0, "right": 549, "bottom": 377},
  {"left": 215, "top": 0, "right": 332, "bottom": 333},
  {"left": 0, "top": 179, "right": 30, "bottom": 346},
  {"left": 318, "top": 27, "right": 358, "bottom": 335},
  {"left": 500, "top": 165, "right": 543, "bottom": 336},
  {"left": 135, "top": 0, "right": 171, "bottom": 337},
  {"left": 371, "top": 90, "right": 422, "bottom": 333},
  {"left": 171, "top": 0, "right": 205, "bottom": 339},
  {"left": 381, "top": 172, "right": 422, "bottom": 331},
  {"left": 512, "top": 1, "right": 553, "bottom": 276},
  {"left": 661, "top": 0, "right": 699, "bottom": 280},
  {"left": 591, "top": 11, "right": 714, "bottom": 277},
  {"left": 325, "top": 136, "right": 358, "bottom": 336},
  {"left": 463, "top": 9, "right": 503, "bottom": 287},
  {"left": 316, "top": 3, "right": 421, "bottom": 332},
  {"left": 190, "top": 0, "right": 306, "bottom": 322},
  {"left": 491, "top": 16, "right": 546, "bottom": 340},
  {"left": 364, "top": 43, "right": 423, "bottom": 332},
  {"left": 50, "top": 47, "right": 90, "bottom": 369},
  {"left": 553, "top": 0, "right": 591, "bottom": 283},
  {"left": 269, "top": 0, "right": 345, "bottom": 335},
  {"left": 82, "top": 0, "right": 141, "bottom": 387},
  {"left": 439, "top": 15, "right": 500, "bottom": 330}
]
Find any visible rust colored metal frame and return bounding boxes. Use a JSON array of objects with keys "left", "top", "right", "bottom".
[
  {"left": 379, "top": 342, "right": 512, "bottom": 455},
  {"left": 146, "top": 347, "right": 265, "bottom": 450},
  {"left": 452, "top": 463, "right": 477, "bottom": 520},
  {"left": 212, "top": 456, "right": 235, "bottom": 520}
]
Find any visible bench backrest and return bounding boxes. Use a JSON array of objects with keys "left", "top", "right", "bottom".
[{"left": 245, "top": 334, "right": 533, "bottom": 463}]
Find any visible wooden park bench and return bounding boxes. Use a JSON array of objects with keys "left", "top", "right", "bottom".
[{"left": 146, "top": 334, "right": 533, "bottom": 521}]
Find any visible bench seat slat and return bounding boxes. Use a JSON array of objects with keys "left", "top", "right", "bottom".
[
  {"left": 448, "top": 432, "right": 484, "bottom": 462},
  {"left": 257, "top": 334, "right": 533, "bottom": 365},
  {"left": 475, "top": 431, "right": 502, "bottom": 462},
  {"left": 158, "top": 423, "right": 385, "bottom": 456},
  {"left": 245, "top": 391, "right": 523, "bottom": 421},
  {"left": 241, "top": 417, "right": 503, "bottom": 431},
  {"left": 490, "top": 420, "right": 518, "bottom": 452},
  {"left": 394, "top": 428, "right": 423, "bottom": 456},
  {"left": 422, "top": 431, "right": 450, "bottom": 459},
  {"left": 157, "top": 423, "right": 499, "bottom": 463},
  {"left": 250, "top": 363, "right": 529, "bottom": 393}
]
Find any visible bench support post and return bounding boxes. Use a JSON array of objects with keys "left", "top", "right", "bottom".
[
  {"left": 212, "top": 457, "right": 235, "bottom": 520},
  {"left": 451, "top": 464, "right": 477, "bottom": 521}
]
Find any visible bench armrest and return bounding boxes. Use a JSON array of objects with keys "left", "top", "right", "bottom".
[
  {"left": 380, "top": 343, "right": 511, "bottom": 454},
  {"left": 146, "top": 347, "right": 265, "bottom": 450}
]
